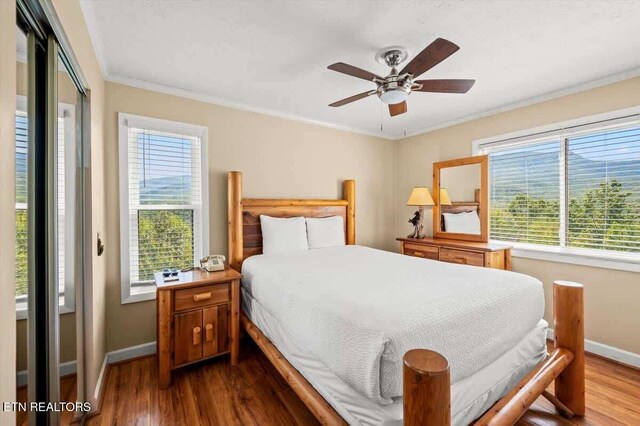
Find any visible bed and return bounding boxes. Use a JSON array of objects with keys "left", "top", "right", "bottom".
[{"left": 227, "top": 171, "right": 585, "bottom": 426}]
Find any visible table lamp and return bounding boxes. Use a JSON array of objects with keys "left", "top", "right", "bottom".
[
  {"left": 407, "top": 187, "right": 434, "bottom": 239},
  {"left": 440, "top": 188, "right": 452, "bottom": 206}
]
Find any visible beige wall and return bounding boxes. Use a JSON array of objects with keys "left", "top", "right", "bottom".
[
  {"left": 395, "top": 76, "right": 640, "bottom": 354},
  {"left": 0, "top": 1, "right": 17, "bottom": 422},
  {"left": 440, "top": 163, "right": 481, "bottom": 202},
  {"left": 104, "top": 81, "right": 396, "bottom": 352},
  {"left": 52, "top": 0, "right": 108, "bottom": 406}
]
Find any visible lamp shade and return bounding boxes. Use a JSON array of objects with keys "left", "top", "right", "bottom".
[
  {"left": 439, "top": 188, "right": 453, "bottom": 206},
  {"left": 406, "top": 187, "right": 434, "bottom": 206}
]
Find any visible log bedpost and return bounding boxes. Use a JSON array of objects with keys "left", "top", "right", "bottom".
[
  {"left": 553, "top": 281, "right": 585, "bottom": 415},
  {"left": 228, "top": 171, "right": 243, "bottom": 271},
  {"left": 403, "top": 349, "right": 451, "bottom": 426},
  {"left": 343, "top": 180, "right": 356, "bottom": 245}
]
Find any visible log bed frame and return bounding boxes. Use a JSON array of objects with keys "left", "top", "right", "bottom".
[{"left": 227, "top": 171, "right": 585, "bottom": 426}]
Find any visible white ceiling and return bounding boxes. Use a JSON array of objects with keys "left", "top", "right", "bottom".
[{"left": 79, "top": 0, "right": 640, "bottom": 140}]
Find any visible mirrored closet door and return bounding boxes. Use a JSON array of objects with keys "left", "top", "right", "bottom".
[{"left": 16, "top": 1, "right": 91, "bottom": 423}]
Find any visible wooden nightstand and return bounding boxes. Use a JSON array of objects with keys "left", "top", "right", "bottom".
[
  {"left": 154, "top": 267, "right": 242, "bottom": 389},
  {"left": 397, "top": 237, "right": 512, "bottom": 270}
]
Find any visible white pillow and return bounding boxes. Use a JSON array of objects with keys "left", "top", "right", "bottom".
[
  {"left": 443, "top": 211, "right": 481, "bottom": 234},
  {"left": 260, "top": 215, "right": 309, "bottom": 255},
  {"left": 306, "top": 216, "right": 345, "bottom": 249}
]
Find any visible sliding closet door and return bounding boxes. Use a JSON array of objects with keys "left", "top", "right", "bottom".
[{"left": 17, "top": 1, "right": 91, "bottom": 423}]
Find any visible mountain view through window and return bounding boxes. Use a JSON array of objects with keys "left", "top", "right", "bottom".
[{"left": 488, "top": 124, "right": 640, "bottom": 254}]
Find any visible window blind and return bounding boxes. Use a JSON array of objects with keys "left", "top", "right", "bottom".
[
  {"left": 567, "top": 126, "right": 640, "bottom": 252},
  {"left": 126, "top": 126, "right": 203, "bottom": 287},
  {"left": 482, "top": 120, "right": 640, "bottom": 256},
  {"left": 14, "top": 114, "right": 67, "bottom": 299},
  {"left": 15, "top": 113, "right": 28, "bottom": 297},
  {"left": 488, "top": 140, "right": 561, "bottom": 246},
  {"left": 57, "top": 116, "right": 65, "bottom": 295}
]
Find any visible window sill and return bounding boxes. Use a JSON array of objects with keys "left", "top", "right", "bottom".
[
  {"left": 122, "top": 284, "right": 157, "bottom": 304},
  {"left": 16, "top": 304, "right": 75, "bottom": 321},
  {"left": 505, "top": 242, "right": 640, "bottom": 273}
]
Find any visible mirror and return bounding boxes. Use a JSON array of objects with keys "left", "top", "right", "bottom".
[{"left": 433, "top": 155, "right": 488, "bottom": 242}]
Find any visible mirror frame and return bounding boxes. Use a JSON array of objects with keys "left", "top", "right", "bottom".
[{"left": 433, "top": 155, "right": 489, "bottom": 242}]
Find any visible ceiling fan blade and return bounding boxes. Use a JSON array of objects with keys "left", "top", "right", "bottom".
[
  {"left": 389, "top": 101, "right": 407, "bottom": 117},
  {"left": 400, "top": 38, "right": 460, "bottom": 78},
  {"left": 328, "top": 62, "right": 382, "bottom": 82},
  {"left": 414, "top": 79, "right": 475, "bottom": 93},
  {"left": 329, "top": 91, "right": 373, "bottom": 107}
]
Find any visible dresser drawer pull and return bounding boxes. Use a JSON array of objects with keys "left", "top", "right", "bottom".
[
  {"left": 205, "top": 324, "right": 214, "bottom": 342},
  {"left": 192, "top": 327, "right": 202, "bottom": 346},
  {"left": 193, "top": 292, "right": 212, "bottom": 302},
  {"left": 453, "top": 257, "right": 468, "bottom": 264},
  {"left": 413, "top": 251, "right": 425, "bottom": 257}
]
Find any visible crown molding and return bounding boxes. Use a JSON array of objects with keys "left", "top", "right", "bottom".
[
  {"left": 400, "top": 66, "right": 640, "bottom": 140},
  {"left": 78, "top": 0, "right": 109, "bottom": 79},
  {"left": 105, "top": 74, "right": 393, "bottom": 141},
  {"left": 106, "top": 65, "right": 640, "bottom": 143}
]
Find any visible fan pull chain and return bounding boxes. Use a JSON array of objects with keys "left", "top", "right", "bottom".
[{"left": 380, "top": 103, "right": 384, "bottom": 132}]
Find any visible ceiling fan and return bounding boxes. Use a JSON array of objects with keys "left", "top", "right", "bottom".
[{"left": 328, "top": 38, "right": 475, "bottom": 117}]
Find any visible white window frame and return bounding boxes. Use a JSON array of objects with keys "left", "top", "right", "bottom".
[
  {"left": 118, "top": 113, "right": 209, "bottom": 304},
  {"left": 473, "top": 105, "right": 640, "bottom": 273},
  {"left": 16, "top": 96, "right": 76, "bottom": 319}
]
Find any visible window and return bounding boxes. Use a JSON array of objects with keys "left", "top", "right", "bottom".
[
  {"left": 119, "top": 113, "right": 209, "bottom": 303},
  {"left": 475, "top": 111, "right": 640, "bottom": 271},
  {"left": 15, "top": 100, "right": 76, "bottom": 318}
]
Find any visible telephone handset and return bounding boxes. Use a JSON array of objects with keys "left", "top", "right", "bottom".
[{"left": 200, "top": 255, "right": 226, "bottom": 272}]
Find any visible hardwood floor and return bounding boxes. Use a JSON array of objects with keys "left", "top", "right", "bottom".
[
  {"left": 19, "top": 340, "right": 640, "bottom": 425},
  {"left": 16, "top": 374, "right": 78, "bottom": 425}
]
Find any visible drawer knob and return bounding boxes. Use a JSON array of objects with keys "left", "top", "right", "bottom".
[
  {"left": 192, "top": 326, "right": 201, "bottom": 346},
  {"left": 193, "top": 292, "right": 212, "bottom": 302},
  {"left": 205, "top": 324, "right": 214, "bottom": 342},
  {"left": 414, "top": 251, "right": 425, "bottom": 257}
]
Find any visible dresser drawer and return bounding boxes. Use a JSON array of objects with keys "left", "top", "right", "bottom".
[
  {"left": 439, "top": 248, "right": 484, "bottom": 267},
  {"left": 174, "top": 283, "right": 230, "bottom": 312},
  {"left": 404, "top": 243, "right": 439, "bottom": 260}
]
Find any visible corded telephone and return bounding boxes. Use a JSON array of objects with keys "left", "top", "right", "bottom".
[{"left": 200, "top": 255, "right": 226, "bottom": 272}]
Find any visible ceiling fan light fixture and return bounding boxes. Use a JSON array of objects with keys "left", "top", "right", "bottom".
[{"left": 378, "top": 87, "right": 409, "bottom": 105}]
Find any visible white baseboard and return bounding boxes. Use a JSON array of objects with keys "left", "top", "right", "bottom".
[
  {"left": 106, "top": 341, "right": 156, "bottom": 364},
  {"left": 547, "top": 328, "right": 640, "bottom": 368},
  {"left": 16, "top": 360, "right": 77, "bottom": 387},
  {"left": 16, "top": 342, "right": 157, "bottom": 408},
  {"left": 91, "top": 341, "right": 156, "bottom": 403},
  {"left": 93, "top": 355, "right": 108, "bottom": 401}
]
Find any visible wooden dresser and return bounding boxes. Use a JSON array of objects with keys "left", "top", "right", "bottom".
[
  {"left": 155, "top": 267, "right": 241, "bottom": 389},
  {"left": 397, "top": 237, "right": 512, "bottom": 270}
]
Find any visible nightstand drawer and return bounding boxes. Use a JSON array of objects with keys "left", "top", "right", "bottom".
[
  {"left": 174, "top": 283, "right": 230, "bottom": 312},
  {"left": 439, "top": 248, "right": 484, "bottom": 267},
  {"left": 404, "top": 243, "right": 439, "bottom": 260}
]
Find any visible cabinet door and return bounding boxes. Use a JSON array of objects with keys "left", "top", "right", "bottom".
[
  {"left": 203, "top": 305, "right": 229, "bottom": 357},
  {"left": 174, "top": 310, "right": 203, "bottom": 366}
]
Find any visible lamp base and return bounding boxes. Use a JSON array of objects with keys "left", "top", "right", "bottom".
[
  {"left": 407, "top": 227, "right": 425, "bottom": 239},
  {"left": 407, "top": 206, "right": 426, "bottom": 239}
]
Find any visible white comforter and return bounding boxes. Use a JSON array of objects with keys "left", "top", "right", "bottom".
[{"left": 241, "top": 245, "right": 544, "bottom": 404}]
